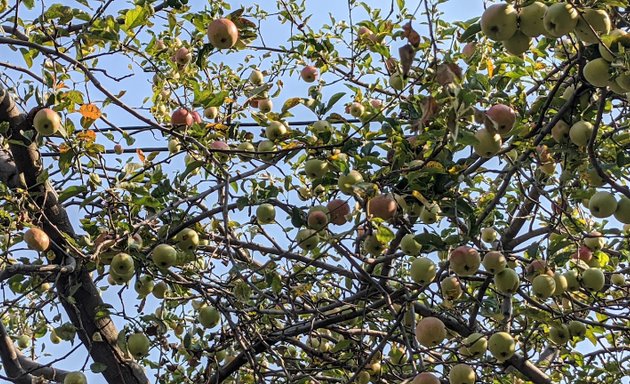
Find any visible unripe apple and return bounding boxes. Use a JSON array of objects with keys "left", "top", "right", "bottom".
[
  {"left": 296, "top": 229, "right": 319, "bottom": 251},
  {"left": 584, "top": 231, "right": 605, "bottom": 251},
  {"left": 389, "top": 73, "right": 405, "bottom": 91},
  {"left": 549, "top": 324, "right": 570, "bottom": 345},
  {"left": 400, "top": 234, "right": 421, "bottom": 256},
  {"left": 420, "top": 203, "right": 441, "bottom": 224},
  {"left": 310, "top": 120, "right": 331, "bottom": 137},
  {"left": 176, "top": 228, "right": 199, "bottom": 251},
  {"left": 111, "top": 252, "right": 134, "bottom": 275},
  {"left": 412, "top": 372, "right": 440, "bottom": 384},
  {"left": 480, "top": 227, "right": 497, "bottom": 243},
  {"left": 502, "top": 31, "right": 531, "bottom": 56},
  {"left": 363, "top": 234, "right": 384, "bottom": 256},
  {"left": 167, "top": 138, "right": 181, "bottom": 154},
  {"left": 482, "top": 251, "right": 507, "bottom": 274},
  {"left": 599, "top": 29, "right": 630, "bottom": 61},
  {"left": 588, "top": 191, "right": 618, "bottom": 218},
  {"left": 480, "top": 4, "right": 518, "bottom": 41},
  {"left": 207, "top": 18, "right": 239, "bottom": 49},
  {"left": 327, "top": 199, "right": 350, "bottom": 225},
  {"left": 307, "top": 207, "right": 329, "bottom": 231},
  {"left": 575, "top": 9, "right": 611, "bottom": 44},
  {"left": 543, "top": 3, "right": 578, "bottom": 37},
  {"left": 127, "top": 332, "right": 150, "bottom": 359},
  {"left": 174, "top": 47, "right": 192, "bottom": 65},
  {"left": 151, "top": 244, "right": 177, "bottom": 268},
  {"left": 367, "top": 194, "right": 397, "bottom": 221},
  {"left": 410, "top": 257, "right": 436, "bottom": 284},
  {"left": 16, "top": 334, "right": 30, "bottom": 349},
  {"left": 494, "top": 268, "right": 520, "bottom": 294},
  {"left": 304, "top": 159, "right": 329, "bottom": 179},
  {"left": 63, "top": 371, "right": 88, "bottom": 384},
  {"left": 33, "top": 108, "right": 61, "bottom": 136},
  {"left": 611, "top": 273, "right": 626, "bottom": 286},
  {"left": 256, "top": 203, "right": 276, "bottom": 224},
  {"left": 552, "top": 272, "right": 568, "bottom": 296},
  {"left": 564, "top": 270, "right": 580, "bottom": 291},
  {"left": 415, "top": 317, "right": 446, "bottom": 347},
  {"left": 449, "top": 246, "right": 481, "bottom": 276},
  {"left": 49, "top": 328, "right": 61, "bottom": 344},
  {"left": 568, "top": 320, "right": 587, "bottom": 339},
  {"left": 349, "top": 102, "right": 365, "bottom": 118},
  {"left": 614, "top": 196, "right": 630, "bottom": 224},
  {"left": 199, "top": 305, "right": 221, "bottom": 328},
  {"left": 532, "top": 274, "right": 556, "bottom": 300},
  {"left": 152, "top": 281, "right": 168, "bottom": 299},
  {"left": 473, "top": 128, "right": 502, "bottom": 158},
  {"left": 583, "top": 58, "right": 611, "bottom": 88},
  {"left": 258, "top": 99, "right": 273, "bottom": 113},
  {"left": 448, "top": 363, "right": 475, "bottom": 384},
  {"left": 134, "top": 275, "right": 155, "bottom": 297},
  {"left": 257, "top": 140, "right": 276, "bottom": 161},
  {"left": 581, "top": 267, "right": 605, "bottom": 291},
  {"left": 236, "top": 141, "right": 255, "bottom": 161},
  {"left": 24, "top": 227, "right": 50, "bottom": 251},
  {"left": 249, "top": 70, "right": 264, "bottom": 85},
  {"left": 301, "top": 65, "right": 318, "bottom": 83},
  {"left": 356, "top": 371, "right": 370, "bottom": 384},
  {"left": 204, "top": 106, "right": 218, "bottom": 120},
  {"left": 171, "top": 108, "right": 194, "bottom": 128},
  {"left": 338, "top": 170, "right": 363, "bottom": 195},
  {"left": 551, "top": 120, "right": 570, "bottom": 143},
  {"left": 266, "top": 121, "right": 288, "bottom": 141},
  {"left": 460, "top": 332, "right": 487, "bottom": 358},
  {"left": 568, "top": 121, "right": 594, "bottom": 147},
  {"left": 488, "top": 332, "right": 515, "bottom": 362},
  {"left": 518, "top": 2, "right": 548, "bottom": 37},
  {"left": 440, "top": 276, "right": 462, "bottom": 300}
]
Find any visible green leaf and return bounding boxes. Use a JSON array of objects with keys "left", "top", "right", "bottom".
[
  {"left": 459, "top": 22, "right": 481, "bottom": 42},
  {"left": 322, "top": 92, "right": 345, "bottom": 115},
  {"left": 124, "top": 6, "right": 147, "bottom": 30},
  {"left": 58, "top": 185, "right": 87, "bottom": 203},
  {"left": 90, "top": 362, "right": 108, "bottom": 373}
]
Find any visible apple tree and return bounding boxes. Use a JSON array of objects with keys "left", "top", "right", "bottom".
[{"left": 0, "top": 0, "right": 628, "bottom": 383}]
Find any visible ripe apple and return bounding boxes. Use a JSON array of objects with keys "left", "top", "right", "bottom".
[
  {"left": 480, "top": 4, "right": 518, "bottom": 41},
  {"left": 176, "top": 228, "right": 199, "bottom": 251},
  {"left": 207, "top": 18, "right": 238, "bottom": 49},
  {"left": 301, "top": 65, "right": 318, "bottom": 83},
  {"left": 588, "top": 191, "right": 618, "bottom": 218},
  {"left": 210, "top": 141, "right": 230, "bottom": 162},
  {"left": 258, "top": 99, "right": 273, "bottom": 113},
  {"left": 583, "top": 58, "right": 611, "bottom": 88},
  {"left": 151, "top": 244, "right": 177, "bottom": 268},
  {"left": 327, "top": 199, "right": 350, "bottom": 225},
  {"left": 482, "top": 251, "right": 507, "bottom": 274},
  {"left": 568, "top": 320, "right": 586, "bottom": 339},
  {"left": 525, "top": 259, "right": 551, "bottom": 282},
  {"left": 134, "top": 275, "right": 154, "bottom": 297},
  {"left": 24, "top": 227, "right": 50, "bottom": 251},
  {"left": 494, "top": 268, "right": 520, "bottom": 294},
  {"left": 460, "top": 333, "right": 487, "bottom": 358},
  {"left": 551, "top": 120, "right": 570, "bottom": 143},
  {"left": 480, "top": 227, "right": 497, "bottom": 243},
  {"left": 33, "top": 108, "right": 61, "bottom": 136},
  {"left": 349, "top": 102, "right": 365, "bottom": 118},
  {"left": 568, "top": 120, "right": 594, "bottom": 147},
  {"left": 266, "top": 121, "right": 288, "bottom": 141},
  {"left": 249, "top": 70, "right": 264, "bottom": 85},
  {"left": 449, "top": 246, "right": 481, "bottom": 276},
  {"left": 127, "top": 332, "right": 150, "bottom": 359},
  {"left": 532, "top": 274, "right": 556, "bottom": 300},
  {"left": 400, "top": 234, "right": 421, "bottom": 256},
  {"left": 174, "top": 47, "right": 192, "bottom": 65},
  {"left": 304, "top": 159, "right": 330, "bottom": 179},
  {"left": 296, "top": 229, "right": 319, "bottom": 251},
  {"left": 473, "top": 128, "right": 502, "bottom": 158},
  {"left": 543, "top": 3, "right": 578, "bottom": 37},
  {"left": 614, "top": 196, "right": 630, "bottom": 223},
  {"left": 367, "top": 194, "right": 397, "bottom": 221},
  {"left": 111, "top": 252, "right": 134, "bottom": 275},
  {"left": 448, "top": 363, "right": 475, "bottom": 384},
  {"left": 363, "top": 234, "right": 384, "bottom": 256},
  {"left": 553, "top": 272, "right": 568, "bottom": 296},
  {"left": 307, "top": 207, "right": 329, "bottom": 230},
  {"left": 518, "top": 2, "right": 548, "bottom": 37},
  {"left": 488, "top": 332, "right": 515, "bottom": 362},
  {"left": 549, "top": 324, "right": 570, "bottom": 344},
  {"left": 440, "top": 276, "right": 462, "bottom": 300},
  {"left": 410, "top": 257, "right": 436, "bottom": 284},
  {"left": 63, "top": 372, "right": 87, "bottom": 384},
  {"left": 199, "top": 305, "right": 221, "bottom": 328},
  {"left": 581, "top": 267, "right": 605, "bottom": 291},
  {"left": 502, "top": 31, "right": 531, "bottom": 56},
  {"left": 412, "top": 372, "right": 440, "bottom": 384},
  {"left": 257, "top": 140, "right": 276, "bottom": 161},
  {"left": 256, "top": 203, "right": 276, "bottom": 224},
  {"left": 389, "top": 73, "right": 405, "bottom": 91},
  {"left": 338, "top": 170, "right": 364, "bottom": 195},
  {"left": 575, "top": 9, "right": 611, "bottom": 44},
  {"left": 171, "top": 108, "right": 194, "bottom": 128},
  {"left": 486, "top": 104, "right": 516, "bottom": 136},
  {"left": 415, "top": 317, "right": 446, "bottom": 347}
]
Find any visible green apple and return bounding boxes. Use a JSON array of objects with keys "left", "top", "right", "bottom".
[
  {"left": 440, "top": 276, "right": 462, "bottom": 300},
  {"left": 175, "top": 228, "right": 199, "bottom": 251},
  {"left": 473, "top": 128, "right": 502, "bottom": 158},
  {"left": 549, "top": 324, "right": 570, "bottom": 344},
  {"left": 258, "top": 99, "right": 273, "bottom": 113},
  {"left": 518, "top": 2, "right": 548, "bottom": 37},
  {"left": 257, "top": 140, "right": 276, "bottom": 161},
  {"left": 575, "top": 9, "right": 611, "bottom": 44},
  {"left": 410, "top": 257, "right": 436, "bottom": 284},
  {"left": 494, "top": 268, "right": 520, "bottom": 294},
  {"left": 152, "top": 281, "right": 169, "bottom": 299},
  {"left": 151, "top": 244, "right": 177, "bottom": 268},
  {"left": 296, "top": 229, "right": 319, "bottom": 251},
  {"left": 389, "top": 73, "right": 405, "bottom": 91},
  {"left": 581, "top": 267, "right": 605, "bottom": 291},
  {"left": 199, "top": 305, "right": 221, "bottom": 328},
  {"left": 553, "top": 272, "right": 568, "bottom": 296},
  {"left": 460, "top": 332, "right": 487, "bottom": 358},
  {"left": 338, "top": 170, "right": 363, "bottom": 195},
  {"left": 569, "top": 120, "right": 594, "bottom": 147},
  {"left": 110, "top": 268, "right": 134, "bottom": 284},
  {"left": 310, "top": 120, "right": 332, "bottom": 137},
  {"left": 480, "top": 227, "right": 497, "bottom": 243},
  {"left": 236, "top": 141, "right": 255, "bottom": 161},
  {"left": 16, "top": 334, "right": 30, "bottom": 349},
  {"left": 249, "top": 70, "right": 264, "bottom": 85},
  {"left": 568, "top": 320, "right": 586, "bottom": 339},
  {"left": 599, "top": 29, "right": 630, "bottom": 61},
  {"left": 480, "top": 4, "right": 518, "bottom": 41},
  {"left": 134, "top": 275, "right": 155, "bottom": 297},
  {"left": 615, "top": 73, "right": 630, "bottom": 92},
  {"left": 412, "top": 372, "right": 440, "bottom": 384},
  {"left": 614, "top": 196, "right": 630, "bottom": 224},
  {"left": 564, "top": 270, "right": 580, "bottom": 291},
  {"left": 127, "top": 332, "right": 150, "bottom": 359},
  {"left": 584, "top": 231, "right": 605, "bottom": 251},
  {"left": 502, "top": 31, "right": 531, "bottom": 55},
  {"left": 400, "top": 233, "right": 422, "bottom": 256},
  {"left": 33, "top": 108, "right": 62, "bottom": 136},
  {"left": 583, "top": 58, "right": 611, "bottom": 88},
  {"left": 415, "top": 317, "right": 446, "bottom": 347},
  {"left": 611, "top": 273, "right": 626, "bottom": 286},
  {"left": 363, "top": 234, "right": 384, "bottom": 256},
  {"left": 266, "top": 121, "right": 288, "bottom": 141},
  {"left": 63, "top": 372, "right": 88, "bottom": 384},
  {"left": 349, "top": 102, "right": 365, "bottom": 118},
  {"left": 588, "top": 191, "right": 618, "bottom": 218},
  {"left": 488, "top": 332, "right": 515, "bottom": 362},
  {"left": 256, "top": 203, "right": 276, "bottom": 224},
  {"left": 449, "top": 246, "right": 481, "bottom": 276},
  {"left": 543, "top": 3, "right": 578, "bottom": 37},
  {"left": 111, "top": 253, "right": 134, "bottom": 275},
  {"left": 532, "top": 274, "right": 556, "bottom": 300},
  {"left": 551, "top": 120, "right": 570, "bottom": 143},
  {"left": 168, "top": 138, "right": 181, "bottom": 154},
  {"left": 482, "top": 251, "right": 507, "bottom": 274},
  {"left": 304, "top": 159, "right": 330, "bottom": 179},
  {"left": 420, "top": 203, "right": 441, "bottom": 224},
  {"left": 448, "top": 363, "right": 475, "bottom": 384}
]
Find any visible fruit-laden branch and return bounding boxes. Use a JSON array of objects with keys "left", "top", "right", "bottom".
[
  {"left": 0, "top": 321, "right": 34, "bottom": 384},
  {"left": 0, "top": 88, "right": 149, "bottom": 384}
]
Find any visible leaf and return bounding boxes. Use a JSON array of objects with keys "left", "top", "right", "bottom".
[
  {"left": 79, "top": 104, "right": 102, "bottom": 120},
  {"left": 124, "top": 6, "right": 147, "bottom": 30},
  {"left": 322, "top": 92, "right": 345, "bottom": 114},
  {"left": 459, "top": 21, "right": 481, "bottom": 42},
  {"left": 486, "top": 58, "right": 494, "bottom": 78},
  {"left": 136, "top": 149, "right": 145, "bottom": 162},
  {"left": 58, "top": 185, "right": 87, "bottom": 203},
  {"left": 282, "top": 97, "right": 303, "bottom": 112},
  {"left": 76, "top": 130, "right": 96, "bottom": 143}
]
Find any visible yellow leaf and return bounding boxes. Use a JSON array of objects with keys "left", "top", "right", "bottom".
[
  {"left": 76, "top": 130, "right": 96, "bottom": 143},
  {"left": 486, "top": 58, "right": 494, "bottom": 78},
  {"left": 59, "top": 143, "right": 71, "bottom": 154},
  {"left": 136, "top": 148, "right": 145, "bottom": 162},
  {"left": 206, "top": 123, "right": 228, "bottom": 131},
  {"left": 79, "top": 104, "right": 102, "bottom": 120}
]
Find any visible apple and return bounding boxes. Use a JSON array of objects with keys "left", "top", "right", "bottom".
[
  {"left": 486, "top": 104, "right": 516, "bottom": 136},
  {"left": 111, "top": 252, "right": 134, "bottom": 275},
  {"left": 614, "top": 196, "right": 630, "bottom": 224},
  {"left": 174, "top": 47, "right": 192, "bottom": 65},
  {"left": 599, "top": 29, "right": 630, "bottom": 61},
  {"left": 33, "top": 108, "right": 61, "bottom": 136},
  {"left": 581, "top": 267, "right": 605, "bottom": 291},
  {"left": 210, "top": 141, "right": 230, "bottom": 162},
  {"left": 357, "top": 371, "right": 371, "bottom": 384},
  {"left": 256, "top": 203, "right": 276, "bottom": 224},
  {"left": 412, "top": 372, "right": 440, "bottom": 384},
  {"left": 473, "top": 128, "right": 502, "bottom": 158},
  {"left": 249, "top": 70, "right": 264, "bottom": 85},
  {"left": 301, "top": 65, "right": 318, "bottom": 83},
  {"left": 310, "top": 120, "right": 331, "bottom": 137},
  {"left": 588, "top": 191, "right": 618, "bottom": 218},
  {"left": 258, "top": 99, "right": 273, "bottom": 113},
  {"left": 266, "top": 121, "right": 288, "bottom": 141},
  {"left": 171, "top": 108, "right": 194, "bottom": 128},
  {"left": 569, "top": 120, "right": 594, "bottom": 147},
  {"left": 257, "top": 140, "right": 276, "bottom": 161},
  {"left": 236, "top": 141, "right": 255, "bottom": 161},
  {"left": 549, "top": 324, "right": 570, "bottom": 344},
  {"left": 152, "top": 281, "right": 168, "bottom": 299},
  {"left": 615, "top": 73, "right": 630, "bottom": 92},
  {"left": 480, "top": 227, "right": 497, "bottom": 243},
  {"left": 127, "top": 332, "right": 150, "bottom": 359},
  {"left": 419, "top": 202, "right": 441, "bottom": 224},
  {"left": 168, "top": 138, "right": 181, "bottom": 154},
  {"left": 63, "top": 372, "right": 88, "bottom": 384},
  {"left": 564, "top": 270, "right": 580, "bottom": 291},
  {"left": 134, "top": 275, "right": 154, "bottom": 297},
  {"left": 114, "top": 144, "right": 123, "bottom": 155},
  {"left": 583, "top": 58, "right": 611, "bottom": 88},
  {"left": 349, "top": 102, "right": 365, "bottom": 118},
  {"left": 151, "top": 244, "right": 177, "bottom": 268},
  {"left": 482, "top": 251, "right": 507, "bottom": 274},
  {"left": 389, "top": 73, "right": 405, "bottom": 91},
  {"left": 440, "top": 276, "right": 462, "bottom": 300},
  {"left": 338, "top": 170, "right": 364, "bottom": 195},
  {"left": 415, "top": 317, "right": 446, "bottom": 347},
  {"left": 204, "top": 106, "right": 218, "bottom": 119},
  {"left": 16, "top": 334, "right": 30, "bottom": 349},
  {"left": 296, "top": 229, "right": 319, "bottom": 251},
  {"left": 448, "top": 363, "right": 475, "bottom": 384},
  {"left": 24, "top": 227, "right": 50, "bottom": 251},
  {"left": 50, "top": 328, "right": 61, "bottom": 344},
  {"left": 480, "top": 4, "right": 518, "bottom": 41},
  {"left": 363, "top": 234, "right": 384, "bottom": 256},
  {"left": 551, "top": 120, "right": 570, "bottom": 143},
  {"left": 502, "top": 31, "right": 531, "bottom": 56},
  {"left": 370, "top": 99, "right": 383, "bottom": 109},
  {"left": 585, "top": 167, "right": 605, "bottom": 187},
  {"left": 207, "top": 18, "right": 238, "bottom": 49},
  {"left": 460, "top": 332, "right": 487, "bottom": 358},
  {"left": 575, "top": 9, "right": 611, "bottom": 44},
  {"left": 176, "top": 228, "right": 199, "bottom": 251},
  {"left": 532, "top": 274, "right": 556, "bottom": 300},
  {"left": 568, "top": 320, "right": 587, "bottom": 339},
  {"left": 610, "top": 273, "right": 625, "bottom": 286},
  {"left": 400, "top": 234, "right": 422, "bottom": 256},
  {"left": 518, "top": 2, "right": 548, "bottom": 37},
  {"left": 525, "top": 259, "right": 551, "bottom": 282},
  {"left": 410, "top": 257, "right": 436, "bottom": 284},
  {"left": 553, "top": 272, "right": 568, "bottom": 296},
  {"left": 304, "top": 159, "right": 329, "bottom": 179},
  {"left": 584, "top": 231, "right": 605, "bottom": 251},
  {"left": 494, "top": 268, "right": 520, "bottom": 294},
  {"left": 154, "top": 39, "right": 166, "bottom": 51},
  {"left": 488, "top": 332, "right": 515, "bottom": 362},
  {"left": 543, "top": 3, "right": 578, "bottom": 37},
  {"left": 327, "top": 199, "right": 350, "bottom": 225},
  {"left": 199, "top": 305, "right": 221, "bottom": 328},
  {"left": 307, "top": 207, "right": 329, "bottom": 230},
  {"left": 449, "top": 246, "right": 481, "bottom": 276},
  {"left": 367, "top": 194, "right": 397, "bottom": 221}
]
